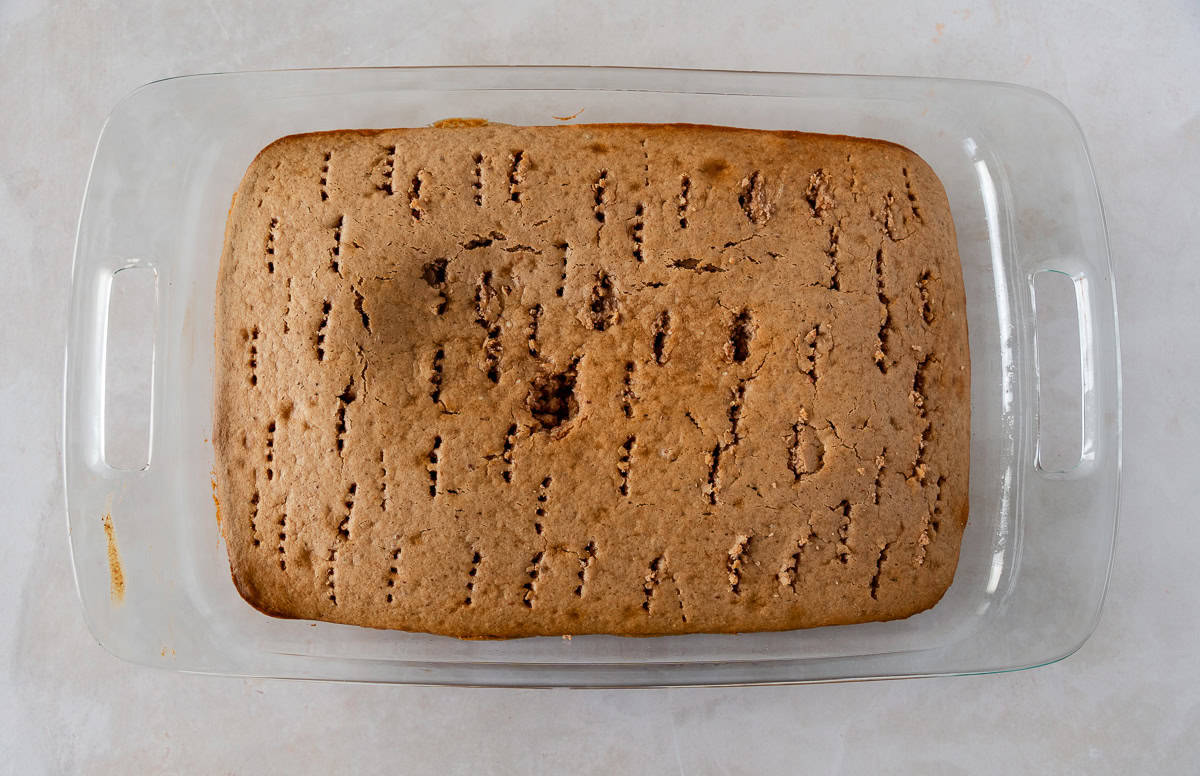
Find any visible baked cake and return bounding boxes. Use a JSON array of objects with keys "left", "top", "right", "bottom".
[{"left": 212, "top": 123, "right": 970, "bottom": 637}]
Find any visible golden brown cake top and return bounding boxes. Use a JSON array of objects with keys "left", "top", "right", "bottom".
[{"left": 213, "top": 123, "right": 969, "bottom": 637}]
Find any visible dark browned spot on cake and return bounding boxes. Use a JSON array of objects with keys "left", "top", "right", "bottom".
[{"left": 527, "top": 358, "right": 580, "bottom": 432}]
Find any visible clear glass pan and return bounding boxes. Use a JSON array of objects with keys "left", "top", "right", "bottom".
[{"left": 64, "top": 67, "right": 1120, "bottom": 687}]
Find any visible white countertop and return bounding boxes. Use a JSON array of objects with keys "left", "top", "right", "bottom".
[{"left": 2, "top": 0, "right": 1197, "bottom": 771}]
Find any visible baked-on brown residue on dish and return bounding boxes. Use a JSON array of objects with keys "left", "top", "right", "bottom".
[
  {"left": 213, "top": 123, "right": 970, "bottom": 638},
  {"left": 102, "top": 513, "right": 125, "bottom": 603},
  {"left": 211, "top": 475, "right": 222, "bottom": 529}
]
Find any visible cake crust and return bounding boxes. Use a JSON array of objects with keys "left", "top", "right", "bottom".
[{"left": 213, "top": 123, "right": 970, "bottom": 637}]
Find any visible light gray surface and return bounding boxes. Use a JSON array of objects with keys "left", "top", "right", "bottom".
[{"left": 2, "top": 0, "right": 1196, "bottom": 772}]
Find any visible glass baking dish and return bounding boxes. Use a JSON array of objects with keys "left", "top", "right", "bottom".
[{"left": 64, "top": 66, "right": 1120, "bottom": 687}]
